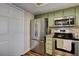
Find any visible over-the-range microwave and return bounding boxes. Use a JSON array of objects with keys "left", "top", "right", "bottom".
[{"left": 54, "top": 16, "right": 75, "bottom": 27}]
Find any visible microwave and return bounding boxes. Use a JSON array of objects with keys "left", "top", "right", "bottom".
[{"left": 54, "top": 16, "right": 75, "bottom": 27}]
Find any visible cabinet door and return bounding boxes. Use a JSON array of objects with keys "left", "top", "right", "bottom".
[
  {"left": 52, "top": 39, "right": 55, "bottom": 53},
  {"left": 64, "top": 8, "right": 75, "bottom": 16},
  {"left": 43, "top": 13, "right": 48, "bottom": 18},
  {"left": 76, "top": 7, "right": 79, "bottom": 26},
  {"left": 46, "top": 49, "right": 52, "bottom": 55},
  {"left": 46, "top": 36, "right": 53, "bottom": 55},
  {"left": 40, "top": 14, "right": 44, "bottom": 19},
  {"left": 54, "top": 10, "right": 63, "bottom": 18},
  {"left": 48, "top": 13, "right": 54, "bottom": 27}
]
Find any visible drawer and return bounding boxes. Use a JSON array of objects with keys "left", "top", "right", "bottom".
[
  {"left": 46, "top": 39, "right": 52, "bottom": 42},
  {"left": 46, "top": 41, "right": 52, "bottom": 44},
  {"left": 46, "top": 36, "right": 52, "bottom": 39}
]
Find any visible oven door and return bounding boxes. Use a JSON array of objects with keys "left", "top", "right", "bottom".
[{"left": 55, "top": 39, "right": 75, "bottom": 54}]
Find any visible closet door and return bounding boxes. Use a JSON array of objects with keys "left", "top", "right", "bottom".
[
  {"left": 0, "top": 4, "right": 9, "bottom": 17},
  {"left": 0, "top": 16, "right": 9, "bottom": 56},
  {"left": 8, "top": 5, "right": 24, "bottom": 56},
  {"left": 0, "top": 4, "right": 9, "bottom": 56},
  {"left": 14, "top": 10, "right": 24, "bottom": 55},
  {"left": 0, "top": 4, "right": 24, "bottom": 56}
]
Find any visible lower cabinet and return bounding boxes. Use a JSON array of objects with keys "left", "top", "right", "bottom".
[
  {"left": 74, "top": 42, "right": 79, "bottom": 56},
  {"left": 46, "top": 35, "right": 55, "bottom": 55},
  {"left": 46, "top": 49, "right": 52, "bottom": 55}
]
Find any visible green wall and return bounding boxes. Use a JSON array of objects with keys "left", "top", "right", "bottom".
[
  {"left": 35, "top": 5, "right": 79, "bottom": 55},
  {"left": 35, "top": 6, "right": 79, "bottom": 27}
]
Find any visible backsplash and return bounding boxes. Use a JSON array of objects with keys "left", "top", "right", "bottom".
[{"left": 50, "top": 27, "right": 79, "bottom": 39}]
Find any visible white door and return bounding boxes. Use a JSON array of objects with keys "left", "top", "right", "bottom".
[
  {"left": 0, "top": 4, "right": 9, "bottom": 56},
  {"left": 0, "top": 4, "right": 24, "bottom": 56},
  {"left": 8, "top": 5, "right": 24, "bottom": 56}
]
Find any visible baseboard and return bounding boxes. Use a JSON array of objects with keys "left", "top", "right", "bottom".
[{"left": 21, "top": 48, "right": 31, "bottom": 56}]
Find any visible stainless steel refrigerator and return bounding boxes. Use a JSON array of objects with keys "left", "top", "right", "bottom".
[{"left": 30, "top": 18, "right": 48, "bottom": 55}]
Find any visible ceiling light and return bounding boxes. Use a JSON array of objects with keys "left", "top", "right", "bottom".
[{"left": 34, "top": 3, "right": 47, "bottom": 7}]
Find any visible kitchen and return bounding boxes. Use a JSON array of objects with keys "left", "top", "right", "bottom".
[
  {"left": 0, "top": 3, "right": 79, "bottom": 56},
  {"left": 28, "top": 3, "right": 79, "bottom": 56}
]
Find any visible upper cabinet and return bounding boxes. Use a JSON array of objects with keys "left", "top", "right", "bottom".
[
  {"left": 76, "top": 6, "right": 79, "bottom": 26},
  {"left": 48, "top": 13, "right": 54, "bottom": 27},
  {"left": 40, "top": 14, "right": 44, "bottom": 18},
  {"left": 64, "top": 8, "right": 75, "bottom": 17},
  {"left": 54, "top": 10, "right": 63, "bottom": 18},
  {"left": 35, "top": 6, "right": 79, "bottom": 27},
  {"left": 43, "top": 13, "right": 49, "bottom": 18}
]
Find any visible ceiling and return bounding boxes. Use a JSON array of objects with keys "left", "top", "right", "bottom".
[{"left": 14, "top": 3, "right": 79, "bottom": 15}]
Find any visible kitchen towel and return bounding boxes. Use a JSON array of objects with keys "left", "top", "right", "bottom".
[
  {"left": 63, "top": 40, "right": 72, "bottom": 51},
  {"left": 57, "top": 39, "right": 64, "bottom": 49}
]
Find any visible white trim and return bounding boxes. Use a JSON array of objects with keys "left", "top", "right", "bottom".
[
  {"left": 22, "top": 48, "right": 31, "bottom": 55},
  {"left": 7, "top": 3, "right": 24, "bottom": 11}
]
